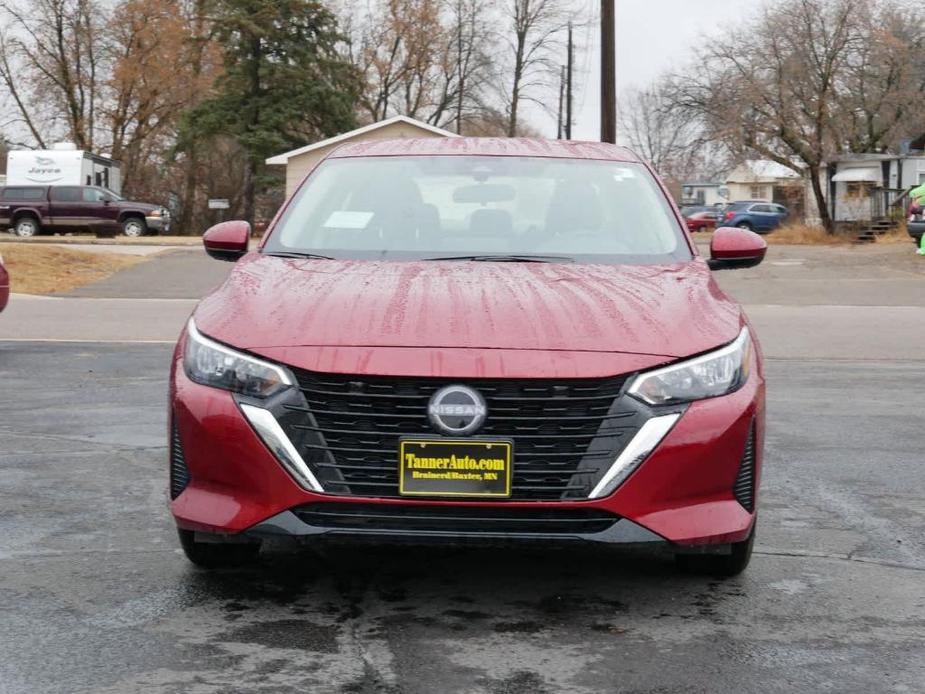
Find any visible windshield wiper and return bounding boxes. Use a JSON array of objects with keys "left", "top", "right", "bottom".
[
  {"left": 264, "top": 251, "right": 335, "bottom": 260},
  {"left": 424, "top": 254, "right": 574, "bottom": 263}
]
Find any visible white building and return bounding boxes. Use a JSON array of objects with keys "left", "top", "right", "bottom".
[
  {"left": 721, "top": 159, "right": 823, "bottom": 223},
  {"left": 680, "top": 182, "right": 725, "bottom": 207},
  {"left": 267, "top": 116, "right": 457, "bottom": 197},
  {"left": 6, "top": 143, "right": 122, "bottom": 193},
  {"left": 827, "top": 153, "right": 925, "bottom": 222}
]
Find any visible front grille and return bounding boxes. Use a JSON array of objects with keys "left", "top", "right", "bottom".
[
  {"left": 279, "top": 371, "right": 644, "bottom": 501},
  {"left": 169, "top": 422, "right": 190, "bottom": 500},
  {"left": 733, "top": 422, "right": 756, "bottom": 512},
  {"left": 294, "top": 503, "right": 620, "bottom": 535}
]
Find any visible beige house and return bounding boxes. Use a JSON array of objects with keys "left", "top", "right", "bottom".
[
  {"left": 724, "top": 159, "right": 820, "bottom": 222},
  {"left": 266, "top": 115, "right": 458, "bottom": 196}
]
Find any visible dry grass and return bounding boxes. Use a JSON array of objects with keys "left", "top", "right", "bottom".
[
  {"left": 0, "top": 243, "right": 147, "bottom": 294},
  {"left": 0, "top": 234, "right": 201, "bottom": 246},
  {"left": 769, "top": 221, "right": 915, "bottom": 246},
  {"left": 875, "top": 221, "right": 917, "bottom": 245},
  {"left": 768, "top": 223, "right": 854, "bottom": 245}
]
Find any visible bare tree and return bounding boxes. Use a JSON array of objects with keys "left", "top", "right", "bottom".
[
  {"left": 347, "top": 0, "right": 491, "bottom": 129},
  {"left": 0, "top": 29, "right": 47, "bottom": 147},
  {"left": 448, "top": 0, "right": 492, "bottom": 132},
  {"left": 499, "top": 0, "right": 571, "bottom": 137},
  {"left": 0, "top": 0, "right": 107, "bottom": 149},
  {"left": 620, "top": 79, "right": 729, "bottom": 185},
  {"left": 675, "top": 0, "right": 925, "bottom": 231},
  {"left": 106, "top": 0, "right": 218, "bottom": 194}
]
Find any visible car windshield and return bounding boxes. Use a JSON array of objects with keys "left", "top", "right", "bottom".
[{"left": 264, "top": 156, "right": 691, "bottom": 264}]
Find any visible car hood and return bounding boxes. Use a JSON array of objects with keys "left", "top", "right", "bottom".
[
  {"left": 120, "top": 200, "right": 160, "bottom": 212},
  {"left": 194, "top": 255, "right": 742, "bottom": 358}
]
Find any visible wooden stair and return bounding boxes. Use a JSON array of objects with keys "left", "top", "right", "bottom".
[{"left": 855, "top": 218, "right": 897, "bottom": 243}]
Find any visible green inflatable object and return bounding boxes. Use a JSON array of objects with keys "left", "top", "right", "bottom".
[
  {"left": 919, "top": 233, "right": 925, "bottom": 255},
  {"left": 911, "top": 183, "right": 925, "bottom": 204}
]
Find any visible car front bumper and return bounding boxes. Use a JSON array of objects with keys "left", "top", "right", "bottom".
[
  {"left": 145, "top": 215, "right": 170, "bottom": 233},
  {"left": 908, "top": 221, "right": 925, "bottom": 244},
  {"left": 169, "top": 343, "right": 765, "bottom": 550}
]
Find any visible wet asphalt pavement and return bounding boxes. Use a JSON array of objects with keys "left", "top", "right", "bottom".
[{"left": 1, "top": 341, "right": 923, "bottom": 694}]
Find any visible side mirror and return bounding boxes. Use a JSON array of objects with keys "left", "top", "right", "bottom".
[
  {"left": 203, "top": 220, "right": 250, "bottom": 262},
  {"left": 708, "top": 226, "right": 767, "bottom": 271}
]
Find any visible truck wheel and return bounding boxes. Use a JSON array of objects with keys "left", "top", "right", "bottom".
[
  {"left": 14, "top": 216, "right": 39, "bottom": 238},
  {"left": 122, "top": 217, "right": 147, "bottom": 237}
]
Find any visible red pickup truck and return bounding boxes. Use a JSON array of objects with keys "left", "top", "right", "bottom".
[{"left": 0, "top": 184, "right": 169, "bottom": 237}]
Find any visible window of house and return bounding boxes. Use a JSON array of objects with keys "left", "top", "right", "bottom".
[
  {"left": 846, "top": 182, "right": 873, "bottom": 198},
  {"left": 749, "top": 185, "right": 765, "bottom": 199}
]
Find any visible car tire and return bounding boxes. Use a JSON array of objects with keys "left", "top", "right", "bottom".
[
  {"left": 121, "top": 217, "right": 147, "bottom": 237},
  {"left": 697, "top": 225, "right": 707, "bottom": 233},
  {"left": 675, "top": 522, "right": 756, "bottom": 578},
  {"left": 177, "top": 528, "right": 261, "bottom": 568},
  {"left": 14, "top": 215, "right": 40, "bottom": 238},
  {"left": 736, "top": 222, "right": 753, "bottom": 231}
]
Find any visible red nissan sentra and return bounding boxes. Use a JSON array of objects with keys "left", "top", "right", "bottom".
[
  {"left": 170, "top": 138, "right": 767, "bottom": 575},
  {"left": 0, "top": 252, "right": 9, "bottom": 312}
]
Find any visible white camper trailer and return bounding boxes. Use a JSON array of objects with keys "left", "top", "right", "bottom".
[{"left": 5, "top": 143, "right": 122, "bottom": 194}]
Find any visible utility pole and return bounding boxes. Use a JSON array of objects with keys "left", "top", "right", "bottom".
[
  {"left": 600, "top": 0, "right": 616, "bottom": 143},
  {"left": 566, "top": 22, "right": 574, "bottom": 140},
  {"left": 557, "top": 65, "right": 566, "bottom": 139},
  {"left": 455, "top": 0, "right": 464, "bottom": 135}
]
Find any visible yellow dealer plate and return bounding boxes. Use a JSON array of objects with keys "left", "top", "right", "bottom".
[{"left": 398, "top": 438, "right": 513, "bottom": 498}]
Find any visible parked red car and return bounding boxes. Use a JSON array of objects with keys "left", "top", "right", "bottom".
[
  {"left": 681, "top": 206, "right": 719, "bottom": 233},
  {"left": 170, "top": 139, "right": 767, "bottom": 576},
  {"left": 0, "top": 253, "right": 8, "bottom": 312}
]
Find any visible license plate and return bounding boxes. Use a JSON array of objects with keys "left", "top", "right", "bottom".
[{"left": 399, "top": 439, "right": 513, "bottom": 498}]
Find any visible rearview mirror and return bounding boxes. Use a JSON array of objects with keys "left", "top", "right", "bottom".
[
  {"left": 203, "top": 220, "right": 250, "bottom": 262},
  {"left": 708, "top": 226, "right": 767, "bottom": 271},
  {"left": 452, "top": 183, "right": 516, "bottom": 204}
]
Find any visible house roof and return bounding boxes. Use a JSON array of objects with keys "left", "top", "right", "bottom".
[
  {"left": 831, "top": 153, "right": 896, "bottom": 163},
  {"left": 832, "top": 167, "right": 882, "bottom": 182},
  {"left": 328, "top": 137, "right": 640, "bottom": 162},
  {"left": 727, "top": 159, "right": 803, "bottom": 181},
  {"left": 265, "top": 116, "right": 458, "bottom": 165}
]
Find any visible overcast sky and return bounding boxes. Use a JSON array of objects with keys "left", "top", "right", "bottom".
[{"left": 547, "top": 0, "right": 766, "bottom": 141}]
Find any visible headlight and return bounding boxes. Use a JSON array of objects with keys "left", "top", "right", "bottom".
[
  {"left": 183, "top": 318, "right": 293, "bottom": 398},
  {"left": 628, "top": 327, "right": 752, "bottom": 405},
  {"left": 148, "top": 209, "right": 162, "bottom": 217}
]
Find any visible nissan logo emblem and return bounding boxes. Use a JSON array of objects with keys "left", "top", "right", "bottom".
[{"left": 427, "top": 385, "right": 487, "bottom": 436}]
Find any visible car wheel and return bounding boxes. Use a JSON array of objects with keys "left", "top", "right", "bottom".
[
  {"left": 736, "top": 222, "right": 753, "bottom": 231},
  {"left": 697, "top": 225, "right": 707, "bottom": 233},
  {"left": 14, "top": 216, "right": 39, "bottom": 238},
  {"left": 675, "top": 522, "right": 756, "bottom": 577},
  {"left": 177, "top": 528, "right": 261, "bottom": 568},
  {"left": 122, "top": 217, "right": 147, "bottom": 237}
]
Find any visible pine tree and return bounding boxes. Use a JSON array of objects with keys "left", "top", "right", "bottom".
[{"left": 180, "top": 0, "right": 359, "bottom": 225}]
